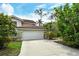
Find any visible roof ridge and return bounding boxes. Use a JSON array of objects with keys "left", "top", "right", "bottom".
[{"left": 11, "top": 15, "right": 36, "bottom": 23}]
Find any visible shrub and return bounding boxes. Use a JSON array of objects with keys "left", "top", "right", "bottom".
[
  {"left": 54, "top": 3, "right": 79, "bottom": 47},
  {"left": 44, "top": 31, "right": 57, "bottom": 39},
  {"left": 0, "top": 13, "right": 16, "bottom": 49},
  {"left": 43, "top": 22, "right": 58, "bottom": 39}
]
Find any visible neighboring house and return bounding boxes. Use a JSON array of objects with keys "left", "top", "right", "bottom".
[{"left": 12, "top": 16, "right": 44, "bottom": 40}]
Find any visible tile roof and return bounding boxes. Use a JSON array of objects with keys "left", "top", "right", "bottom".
[
  {"left": 11, "top": 15, "right": 22, "bottom": 21},
  {"left": 11, "top": 15, "right": 36, "bottom": 23},
  {"left": 22, "top": 19, "right": 36, "bottom": 23}
]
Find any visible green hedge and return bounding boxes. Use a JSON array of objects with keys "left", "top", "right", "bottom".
[{"left": 54, "top": 3, "right": 79, "bottom": 47}]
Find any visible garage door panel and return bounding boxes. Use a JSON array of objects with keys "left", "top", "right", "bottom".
[{"left": 22, "top": 31, "right": 44, "bottom": 40}]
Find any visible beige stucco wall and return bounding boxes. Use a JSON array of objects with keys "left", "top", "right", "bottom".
[
  {"left": 12, "top": 19, "right": 22, "bottom": 27},
  {"left": 22, "top": 22, "right": 36, "bottom": 27}
]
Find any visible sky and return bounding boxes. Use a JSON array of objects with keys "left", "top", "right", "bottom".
[{"left": 0, "top": 3, "right": 65, "bottom": 23}]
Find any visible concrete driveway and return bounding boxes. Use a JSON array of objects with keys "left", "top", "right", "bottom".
[{"left": 19, "top": 40, "right": 79, "bottom": 56}]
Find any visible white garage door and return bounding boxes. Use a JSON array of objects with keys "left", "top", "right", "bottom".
[{"left": 22, "top": 31, "right": 44, "bottom": 40}]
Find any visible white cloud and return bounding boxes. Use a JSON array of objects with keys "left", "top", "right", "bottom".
[
  {"left": 15, "top": 13, "right": 39, "bottom": 22},
  {"left": 15, "top": 12, "right": 51, "bottom": 23},
  {"left": 1, "top": 3, "right": 14, "bottom": 15},
  {"left": 36, "top": 4, "right": 47, "bottom": 9}
]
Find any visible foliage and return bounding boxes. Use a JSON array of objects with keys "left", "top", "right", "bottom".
[
  {"left": 34, "top": 8, "right": 47, "bottom": 26},
  {"left": 0, "top": 41, "right": 22, "bottom": 56},
  {"left": 0, "top": 13, "right": 16, "bottom": 49},
  {"left": 54, "top": 3, "right": 79, "bottom": 47},
  {"left": 44, "top": 31, "right": 57, "bottom": 39},
  {"left": 43, "top": 22, "right": 59, "bottom": 39}
]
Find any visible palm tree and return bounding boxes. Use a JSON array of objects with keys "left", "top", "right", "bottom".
[
  {"left": 34, "top": 8, "right": 47, "bottom": 26},
  {"left": 37, "top": 19, "right": 43, "bottom": 26}
]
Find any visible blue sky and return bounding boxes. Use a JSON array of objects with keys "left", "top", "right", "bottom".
[{"left": 0, "top": 3, "right": 65, "bottom": 22}]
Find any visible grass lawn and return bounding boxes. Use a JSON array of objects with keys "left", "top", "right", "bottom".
[{"left": 0, "top": 41, "right": 22, "bottom": 56}]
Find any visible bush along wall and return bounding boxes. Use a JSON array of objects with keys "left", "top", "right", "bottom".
[{"left": 43, "top": 22, "right": 58, "bottom": 39}]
